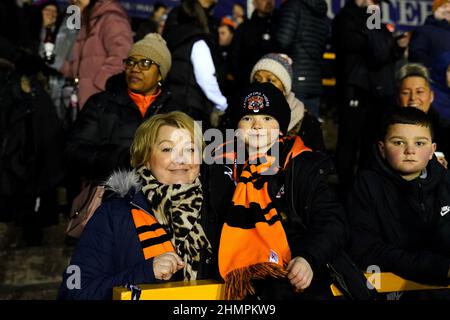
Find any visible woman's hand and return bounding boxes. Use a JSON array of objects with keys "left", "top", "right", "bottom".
[
  {"left": 436, "top": 152, "right": 448, "bottom": 170},
  {"left": 153, "top": 252, "right": 185, "bottom": 280},
  {"left": 287, "top": 256, "right": 313, "bottom": 291}
]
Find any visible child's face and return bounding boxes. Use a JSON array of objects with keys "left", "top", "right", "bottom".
[
  {"left": 218, "top": 25, "right": 233, "bottom": 47},
  {"left": 253, "top": 70, "right": 286, "bottom": 95},
  {"left": 378, "top": 123, "right": 436, "bottom": 181},
  {"left": 237, "top": 114, "right": 280, "bottom": 153}
]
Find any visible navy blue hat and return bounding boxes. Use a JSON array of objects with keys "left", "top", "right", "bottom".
[{"left": 232, "top": 82, "right": 291, "bottom": 134}]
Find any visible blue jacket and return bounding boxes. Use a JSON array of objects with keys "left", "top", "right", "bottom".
[
  {"left": 58, "top": 170, "right": 221, "bottom": 300},
  {"left": 409, "top": 15, "right": 450, "bottom": 68},
  {"left": 430, "top": 52, "right": 450, "bottom": 126}
]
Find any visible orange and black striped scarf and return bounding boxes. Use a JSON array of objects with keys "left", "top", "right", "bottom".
[
  {"left": 131, "top": 167, "right": 212, "bottom": 281},
  {"left": 218, "top": 136, "right": 311, "bottom": 299},
  {"left": 131, "top": 208, "right": 176, "bottom": 260}
]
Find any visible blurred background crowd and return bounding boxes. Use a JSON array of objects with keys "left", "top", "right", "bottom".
[{"left": 0, "top": 0, "right": 449, "bottom": 299}]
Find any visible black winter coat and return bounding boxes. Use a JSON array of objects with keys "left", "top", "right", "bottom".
[
  {"left": 332, "top": 0, "right": 401, "bottom": 99},
  {"left": 65, "top": 73, "right": 170, "bottom": 181},
  {"left": 229, "top": 11, "right": 278, "bottom": 88},
  {"left": 282, "top": 152, "right": 348, "bottom": 274},
  {"left": 210, "top": 150, "right": 348, "bottom": 297},
  {"left": 296, "top": 112, "right": 326, "bottom": 152},
  {"left": 275, "top": 0, "right": 328, "bottom": 96},
  {"left": 0, "top": 71, "right": 65, "bottom": 223},
  {"left": 0, "top": 1, "right": 49, "bottom": 76},
  {"left": 348, "top": 147, "right": 450, "bottom": 286}
]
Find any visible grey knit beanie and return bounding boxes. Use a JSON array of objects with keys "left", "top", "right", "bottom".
[
  {"left": 128, "top": 33, "right": 172, "bottom": 80},
  {"left": 250, "top": 53, "right": 293, "bottom": 94}
]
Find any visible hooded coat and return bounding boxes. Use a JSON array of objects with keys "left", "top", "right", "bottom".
[
  {"left": 58, "top": 169, "right": 223, "bottom": 300},
  {"left": 348, "top": 147, "right": 450, "bottom": 287},
  {"left": 61, "top": 0, "right": 133, "bottom": 108}
]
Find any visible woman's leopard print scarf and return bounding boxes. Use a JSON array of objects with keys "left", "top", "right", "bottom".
[{"left": 137, "top": 166, "right": 212, "bottom": 280}]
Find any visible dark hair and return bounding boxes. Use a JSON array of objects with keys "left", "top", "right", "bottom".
[
  {"left": 219, "top": 23, "right": 235, "bottom": 34},
  {"left": 154, "top": 1, "right": 167, "bottom": 12},
  {"left": 83, "top": 0, "right": 99, "bottom": 36},
  {"left": 39, "top": 0, "right": 59, "bottom": 11},
  {"left": 178, "top": 0, "right": 209, "bottom": 34},
  {"left": 378, "top": 107, "right": 434, "bottom": 141},
  {"left": 233, "top": 2, "right": 245, "bottom": 11}
]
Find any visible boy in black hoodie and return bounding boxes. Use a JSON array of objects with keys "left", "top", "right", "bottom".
[{"left": 347, "top": 107, "right": 450, "bottom": 299}]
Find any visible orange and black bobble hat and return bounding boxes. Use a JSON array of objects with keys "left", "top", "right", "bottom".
[
  {"left": 232, "top": 82, "right": 291, "bottom": 134},
  {"left": 433, "top": 0, "right": 450, "bottom": 12}
]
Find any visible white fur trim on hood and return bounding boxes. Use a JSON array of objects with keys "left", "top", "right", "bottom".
[{"left": 105, "top": 169, "right": 142, "bottom": 198}]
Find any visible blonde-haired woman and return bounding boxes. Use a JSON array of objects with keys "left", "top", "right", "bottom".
[{"left": 59, "top": 111, "right": 221, "bottom": 300}]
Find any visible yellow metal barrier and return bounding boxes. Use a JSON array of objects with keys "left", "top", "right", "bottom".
[
  {"left": 114, "top": 273, "right": 450, "bottom": 300},
  {"left": 322, "top": 52, "right": 336, "bottom": 87},
  {"left": 323, "top": 52, "right": 336, "bottom": 60},
  {"left": 113, "top": 280, "right": 225, "bottom": 300},
  {"left": 330, "top": 272, "right": 450, "bottom": 296},
  {"left": 322, "top": 78, "right": 336, "bottom": 86}
]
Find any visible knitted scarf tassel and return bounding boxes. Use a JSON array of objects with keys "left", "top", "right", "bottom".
[{"left": 224, "top": 262, "right": 288, "bottom": 300}]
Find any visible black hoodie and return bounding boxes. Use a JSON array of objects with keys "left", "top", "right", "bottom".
[{"left": 347, "top": 147, "right": 450, "bottom": 286}]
